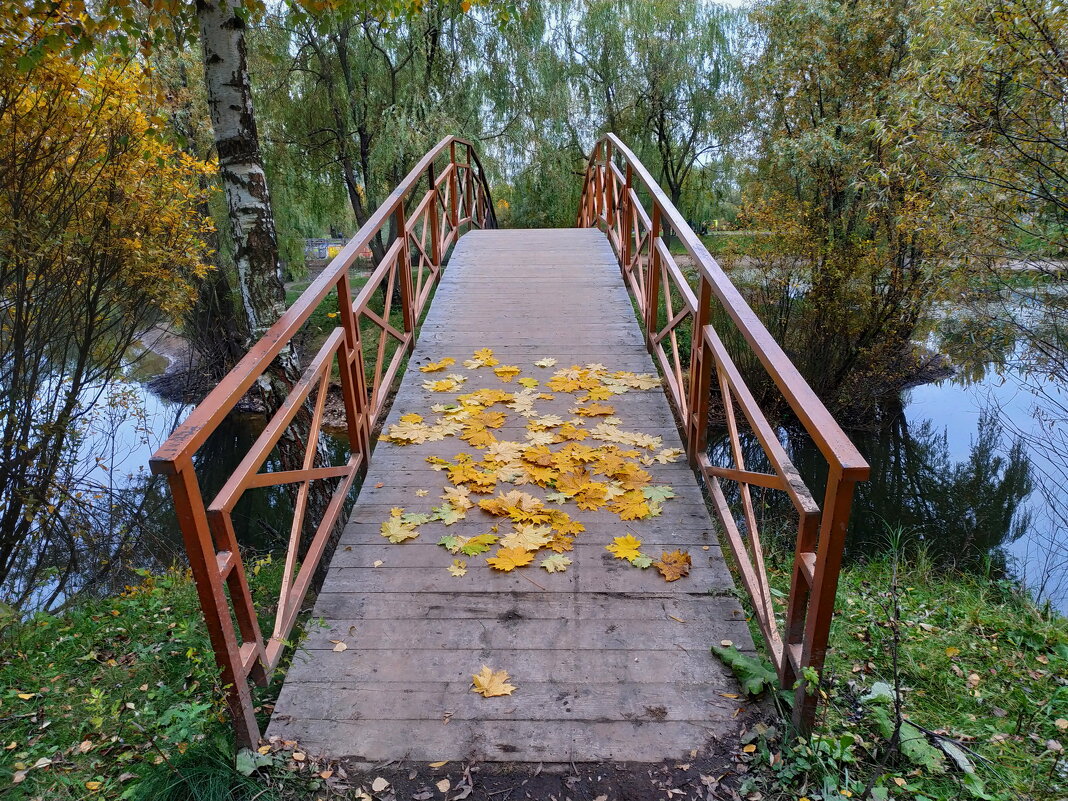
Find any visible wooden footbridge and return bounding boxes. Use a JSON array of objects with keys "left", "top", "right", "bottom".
[{"left": 151, "top": 136, "right": 869, "bottom": 763}]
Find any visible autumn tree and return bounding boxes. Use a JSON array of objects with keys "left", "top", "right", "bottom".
[
  {"left": 0, "top": 11, "right": 215, "bottom": 608},
  {"left": 732, "top": 0, "right": 968, "bottom": 420}
]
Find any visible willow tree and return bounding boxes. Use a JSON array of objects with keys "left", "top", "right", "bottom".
[
  {"left": 559, "top": 0, "right": 741, "bottom": 214},
  {"left": 261, "top": 3, "right": 489, "bottom": 258}
]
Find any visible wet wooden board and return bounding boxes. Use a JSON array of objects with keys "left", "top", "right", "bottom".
[{"left": 266, "top": 228, "right": 757, "bottom": 764}]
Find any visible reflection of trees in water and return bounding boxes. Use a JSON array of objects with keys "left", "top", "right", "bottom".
[
  {"left": 706, "top": 402, "right": 1032, "bottom": 574},
  {"left": 28, "top": 412, "right": 356, "bottom": 611}
]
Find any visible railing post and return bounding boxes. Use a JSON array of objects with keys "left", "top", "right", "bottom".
[
  {"left": 620, "top": 163, "right": 633, "bottom": 276},
  {"left": 336, "top": 274, "right": 371, "bottom": 467},
  {"left": 448, "top": 142, "right": 460, "bottom": 234},
  {"left": 605, "top": 142, "right": 616, "bottom": 240},
  {"left": 464, "top": 144, "right": 474, "bottom": 227},
  {"left": 686, "top": 277, "right": 714, "bottom": 463},
  {"left": 791, "top": 468, "right": 859, "bottom": 734},
  {"left": 644, "top": 203, "right": 662, "bottom": 345},
  {"left": 166, "top": 463, "right": 260, "bottom": 748},
  {"left": 395, "top": 204, "right": 416, "bottom": 340},
  {"left": 428, "top": 164, "right": 442, "bottom": 268}
]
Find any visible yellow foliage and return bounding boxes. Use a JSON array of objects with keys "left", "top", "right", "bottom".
[{"left": 0, "top": 41, "right": 215, "bottom": 321}]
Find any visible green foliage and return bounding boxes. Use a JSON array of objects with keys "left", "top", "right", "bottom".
[
  {"left": 732, "top": 0, "right": 970, "bottom": 420},
  {"left": 710, "top": 644, "right": 779, "bottom": 696}
]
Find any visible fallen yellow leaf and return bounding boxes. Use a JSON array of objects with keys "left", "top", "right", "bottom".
[
  {"left": 428, "top": 760, "right": 448, "bottom": 768},
  {"left": 606, "top": 534, "right": 642, "bottom": 561},
  {"left": 471, "top": 665, "right": 517, "bottom": 697}
]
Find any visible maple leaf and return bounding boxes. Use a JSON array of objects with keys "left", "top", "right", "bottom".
[
  {"left": 441, "top": 485, "right": 473, "bottom": 511},
  {"left": 548, "top": 511, "right": 584, "bottom": 536},
  {"left": 643, "top": 485, "right": 676, "bottom": 503},
  {"left": 381, "top": 517, "right": 419, "bottom": 543},
  {"left": 606, "top": 534, "right": 643, "bottom": 561},
  {"left": 420, "top": 357, "right": 456, "bottom": 373},
  {"left": 574, "top": 481, "right": 609, "bottom": 510},
  {"left": 654, "top": 550, "right": 692, "bottom": 582},
  {"left": 447, "top": 559, "right": 467, "bottom": 577},
  {"left": 574, "top": 402, "right": 615, "bottom": 417},
  {"left": 424, "top": 376, "right": 465, "bottom": 392},
  {"left": 517, "top": 377, "right": 539, "bottom": 388},
  {"left": 484, "top": 440, "right": 525, "bottom": 463},
  {"left": 494, "top": 365, "right": 521, "bottom": 382},
  {"left": 541, "top": 554, "right": 572, "bottom": 573},
  {"left": 438, "top": 535, "right": 461, "bottom": 553},
  {"left": 631, "top": 554, "right": 653, "bottom": 569},
  {"left": 544, "top": 490, "right": 570, "bottom": 504},
  {"left": 546, "top": 533, "right": 575, "bottom": 552},
  {"left": 524, "top": 430, "right": 556, "bottom": 446},
  {"left": 431, "top": 503, "right": 465, "bottom": 525},
  {"left": 554, "top": 469, "right": 591, "bottom": 497},
  {"left": 463, "top": 348, "right": 499, "bottom": 368},
  {"left": 500, "top": 523, "right": 553, "bottom": 552},
  {"left": 611, "top": 491, "right": 651, "bottom": 521},
  {"left": 533, "top": 357, "right": 557, "bottom": 368},
  {"left": 461, "top": 425, "right": 497, "bottom": 448},
  {"left": 400, "top": 412, "right": 424, "bottom": 423},
  {"left": 653, "top": 447, "right": 685, "bottom": 464},
  {"left": 612, "top": 371, "right": 661, "bottom": 390},
  {"left": 582, "top": 385, "right": 614, "bottom": 401},
  {"left": 459, "top": 533, "right": 498, "bottom": 556},
  {"left": 415, "top": 489, "right": 429, "bottom": 497},
  {"left": 556, "top": 423, "right": 589, "bottom": 441},
  {"left": 486, "top": 547, "right": 535, "bottom": 571},
  {"left": 471, "top": 665, "right": 516, "bottom": 697}
]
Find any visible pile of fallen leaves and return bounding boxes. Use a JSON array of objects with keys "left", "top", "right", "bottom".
[{"left": 378, "top": 350, "right": 692, "bottom": 583}]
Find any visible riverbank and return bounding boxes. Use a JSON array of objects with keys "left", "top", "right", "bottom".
[{"left": 1, "top": 551, "right": 1062, "bottom": 800}]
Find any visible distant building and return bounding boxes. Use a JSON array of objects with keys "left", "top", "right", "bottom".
[{"left": 304, "top": 238, "right": 373, "bottom": 262}]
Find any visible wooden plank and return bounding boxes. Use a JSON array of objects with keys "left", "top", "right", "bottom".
[
  {"left": 272, "top": 681, "right": 741, "bottom": 723},
  {"left": 266, "top": 719, "right": 745, "bottom": 764},
  {"left": 281, "top": 644, "right": 752, "bottom": 686},
  {"left": 267, "top": 228, "right": 760, "bottom": 763}
]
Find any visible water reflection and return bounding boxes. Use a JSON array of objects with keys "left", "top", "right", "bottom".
[{"left": 708, "top": 403, "right": 1034, "bottom": 583}]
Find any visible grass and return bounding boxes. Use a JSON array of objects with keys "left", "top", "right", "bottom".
[
  {"left": 731, "top": 543, "right": 1068, "bottom": 801},
  {"left": 0, "top": 556, "right": 301, "bottom": 799}
]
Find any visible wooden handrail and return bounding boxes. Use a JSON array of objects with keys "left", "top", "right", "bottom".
[
  {"left": 577, "top": 134, "right": 870, "bottom": 734},
  {"left": 150, "top": 135, "right": 496, "bottom": 747}
]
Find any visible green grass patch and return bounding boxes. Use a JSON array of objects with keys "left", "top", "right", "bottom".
[
  {"left": 731, "top": 546, "right": 1068, "bottom": 801},
  {"left": 0, "top": 558, "right": 308, "bottom": 800}
]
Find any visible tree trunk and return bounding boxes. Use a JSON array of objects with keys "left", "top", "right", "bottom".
[
  {"left": 196, "top": 0, "right": 288, "bottom": 348},
  {"left": 196, "top": 0, "right": 333, "bottom": 556}
]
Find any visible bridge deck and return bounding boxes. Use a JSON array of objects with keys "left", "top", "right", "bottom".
[{"left": 267, "top": 228, "right": 757, "bottom": 764}]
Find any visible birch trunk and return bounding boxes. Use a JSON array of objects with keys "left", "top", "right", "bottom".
[
  {"left": 196, "top": 0, "right": 287, "bottom": 347},
  {"left": 196, "top": 0, "right": 334, "bottom": 558}
]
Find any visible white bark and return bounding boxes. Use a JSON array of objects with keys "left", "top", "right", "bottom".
[{"left": 196, "top": 0, "right": 287, "bottom": 343}]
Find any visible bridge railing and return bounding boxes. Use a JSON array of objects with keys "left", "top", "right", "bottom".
[
  {"left": 577, "top": 134, "right": 870, "bottom": 732},
  {"left": 151, "top": 136, "right": 496, "bottom": 747}
]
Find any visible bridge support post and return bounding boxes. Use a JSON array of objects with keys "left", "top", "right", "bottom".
[{"left": 166, "top": 463, "right": 261, "bottom": 748}]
